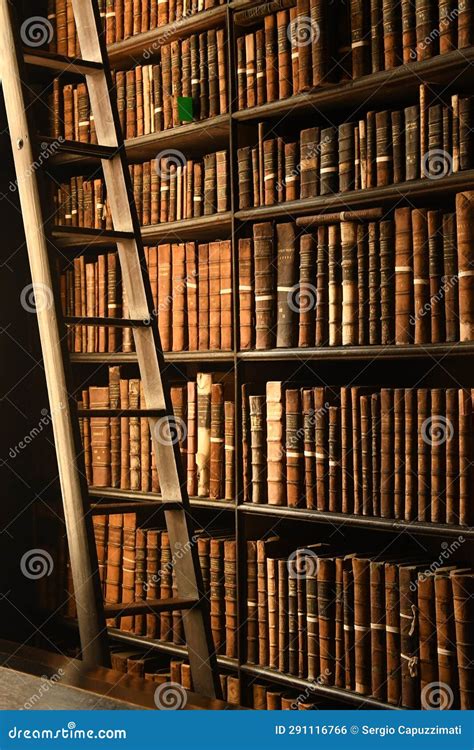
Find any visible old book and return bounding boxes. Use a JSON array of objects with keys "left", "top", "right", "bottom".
[
  {"left": 300, "top": 127, "right": 319, "bottom": 199},
  {"left": 338, "top": 123, "right": 355, "bottom": 192},
  {"left": 451, "top": 572, "right": 474, "bottom": 709},
  {"left": 328, "top": 224, "right": 342, "bottom": 346},
  {"left": 267, "top": 555, "right": 279, "bottom": 668},
  {"left": 353, "top": 557, "right": 371, "bottom": 695},
  {"left": 302, "top": 388, "right": 316, "bottom": 510},
  {"left": 185, "top": 242, "right": 198, "bottom": 351},
  {"left": 404, "top": 388, "right": 416, "bottom": 522},
  {"left": 315, "top": 387, "right": 329, "bottom": 512},
  {"left": 278, "top": 557, "right": 289, "bottom": 673},
  {"left": 456, "top": 192, "right": 474, "bottom": 340},
  {"left": 370, "top": 560, "right": 386, "bottom": 701},
  {"left": 417, "top": 389, "right": 430, "bottom": 522},
  {"left": 196, "top": 373, "right": 212, "bottom": 497},
  {"left": 224, "top": 540, "right": 237, "bottom": 658},
  {"left": 459, "top": 389, "right": 473, "bottom": 526},
  {"left": 120, "top": 514, "right": 136, "bottom": 632},
  {"left": 128, "top": 379, "right": 141, "bottom": 491},
  {"left": 254, "top": 222, "right": 275, "bottom": 350},
  {"left": 351, "top": 0, "right": 370, "bottom": 77},
  {"left": 395, "top": 208, "right": 413, "bottom": 344},
  {"left": 360, "top": 395, "right": 373, "bottom": 516},
  {"left": 246, "top": 541, "right": 258, "bottom": 663},
  {"left": 186, "top": 381, "right": 197, "bottom": 497},
  {"left": 385, "top": 560, "right": 401, "bottom": 705},
  {"left": 393, "top": 388, "right": 405, "bottom": 520},
  {"left": 382, "top": 0, "right": 401, "bottom": 68},
  {"left": 380, "top": 219, "right": 395, "bottom": 344},
  {"left": 320, "top": 127, "right": 338, "bottom": 195},
  {"left": 210, "top": 383, "right": 224, "bottom": 500},
  {"left": 343, "top": 557, "right": 355, "bottom": 691},
  {"left": 417, "top": 573, "right": 438, "bottom": 696},
  {"left": 267, "top": 382, "right": 285, "bottom": 506},
  {"left": 276, "top": 223, "right": 298, "bottom": 348},
  {"left": 105, "top": 514, "right": 123, "bottom": 628},
  {"left": 298, "top": 234, "right": 317, "bottom": 347},
  {"left": 198, "top": 243, "right": 209, "bottom": 350},
  {"left": 442, "top": 213, "right": 459, "bottom": 342},
  {"left": 445, "top": 388, "right": 459, "bottom": 525},
  {"left": 315, "top": 225, "right": 329, "bottom": 345},
  {"left": 89, "top": 387, "right": 110, "bottom": 487},
  {"left": 428, "top": 210, "right": 445, "bottom": 343},
  {"left": 286, "top": 389, "right": 303, "bottom": 508},
  {"left": 430, "top": 388, "right": 446, "bottom": 523},
  {"left": 328, "top": 406, "right": 341, "bottom": 512},
  {"left": 434, "top": 571, "right": 459, "bottom": 708},
  {"left": 340, "top": 387, "right": 353, "bottom": 514},
  {"left": 250, "top": 395, "right": 266, "bottom": 504},
  {"left": 341, "top": 221, "right": 358, "bottom": 345},
  {"left": 208, "top": 242, "right": 221, "bottom": 351},
  {"left": 171, "top": 243, "right": 186, "bottom": 352},
  {"left": 224, "top": 401, "right": 235, "bottom": 501}
]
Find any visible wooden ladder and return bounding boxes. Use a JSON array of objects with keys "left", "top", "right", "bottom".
[{"left": 0, "top": 0, "right": 221, "bottom": 699}]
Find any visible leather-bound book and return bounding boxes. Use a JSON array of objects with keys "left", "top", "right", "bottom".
[
  {"left": 254, "top": 222, "right": 275, "bottom": 350},
  {"left": 252, "top": 148, "right": 260, "bottom": 207},
  {"left": 216, "top": 151, "right": 228, "bottom": 213},
  {"left": 105, "top": 514, "right": 123, "bottom": 628},
  {"left": 451, "top": 572, "right": 474, "bottom": 709},
  {"left": 385, "top": 561, "right": 401, "bottom": 705},
  {"left": 371, "top": 393, "right": 381, "bottom": 517},
  {"left": 263, "top": 139, "right": 276, "bottom": 205},
  {"left": 300, "top": 127, "right": 319, "bottom": 199},
  {"left": 238, "top": 147, "right": 252, "bottom": 210},
  {"left": 207, "top": 30, "right": 219, "bottom": 118},
  {"left": 356, "top": 225, "right": 369, "bottom": 345},
  {"left": 340, "top": 387, "right": 353, "bottom": 514},
  {"left": 338, "top": 123, "right": 355, "bottom": 192},
  {"left": 238, "top": 238, "right": 254, "bottom": 350},
  {"left": 395, "top": 207, "right": 414, "bottom": 344},
  {"left": 328, "top": 406, "right": 341, "bottom": 512},
  {"left": 128, "top": 379, "right": 141, "bottom": 492},
  {"left": 415, "top": 0, "right": 436, "bottom": 59},
  {"left": 458, "top": 389, "right": 472, "bottom": 526},
  {"left": 267, "top": 381, "right": 285, "bottom": 506},
  {"left": 93, "top": 515, "right": 108, "bottom": 595},
  {"left": 320, "top": 127, "right": 338, "bottom": 195},
  {"left": 370, "top": 560, "right": 387, "bottom": 701},
  {"left": 171, "top": 243, "right": 186, "bottom": 352},
  {"left": 264, "top": 14, "right": 278, "bottom": 102},
  {"left": 404, "top": 389, "right": 416, "bottom": 522},
  {"left": 289, "top": 7, "right": 300, "bottom": 94},
  {"left": 210, "top": 383, "right": 224, "bottom": 499},
  {"left": 288, "top": 561, "right": 298, "bottom": 675},
  {"left": 367, "top": 223, "right": 379, "bottom": 344},
  {"left": 405, "top": 105, "right": 419, "bottom": 180},
  {"left": 417, "top": 389, "right": 430, "bottom": 522},
  {"left": 196, "top": 373, "right": 212, "bottom": 497},
  {"left": 250, "top": 395, "right": 266, "bottom": 504},
  {"left": 120, "top": 514, "right": 136, "bottom": 632},
  {"left": 334, "top": 557, "right": 345, "bottom": 687},
  {"left": 146, "top": 529, "right": 160, "bottom": 638},
  {"left": 399, "top": 563, "right": 425, "bottom": 707},
  {"left": 185, "top": 242, "right": 198, "bottom": 351},
  {"left": 365, "top": 111, "right": 376, "bottom": 187},
  {"left": 159, "top": 532, "right": 173, "bottom": 639},
  {"left": 417, "top": 573, "right": 438, "bottom": 695},
  {"left": 210, "top": 537, "right": 225, "bottom": 653},
  {"left": 286, "top": 389, "right": 303, "bottom": 508},
  {"left": 89, "top": 387, "right": 110, "bottom": 487},
  {"left": 341, "top": 221, "right": 358, "bottom": 345},
  {"left": 343, "top": 557, "right": 355, "bottom": 690},
  {"left": 315, "top": 225, "right": 329, "bottom": 345},
  {"left": 302, "top": 389, "right": 316, "bottom": 509},
  {"left": 430, "top": 388, "right": 446, "bottom": 523},
  {"left": 350, "top": 0, "right": 370, "bottom": 77},
  {"left": 445, "top": 389, "right": 459, "bottom": 525},
  {"left": 442, "top": 213, "right": 459, "bottom": 342},
  {"left": 317, "top": 557, "right": 336, "bottom": 682},
  {"left": 278, "top": 557, "right": 289, "bottom": 673},
  {"left": 255, "top": 28, "right": 266, "bottom": 106},
  {"left": 257, "top": 537, "right": 279, "bottom": 666},
  {"left": 198, "top": 34, "right": 209, "bottom": 121},
  {"left": 276, "top": 223, "right": 298, "bottom": 348},
  {"left": 428, "top": 210, "right": 445, "bottom": 343},
  {"left": 375, "top": 110, "right": 392, "bottom": 185},
  {"left": 391, "top": 110, "right": 404, "bottom": 183},
  {"left": 247, "top": 541, "right": 258, "bottom": 663},
  {"left": 245, "top": 33, "right": 256, "bottom": 109},
  {"left": 315, "top": 387, "right": 329, "bottom": 512},
  {"left": 236, "top": 36, "right": 246, "bottom": 109},
  {"left": 284, "top": 142, "right": 298, "bottom": 201},
  {"left": 458, "top": 0, "right": 473, "bottom": 47},
  {"left": 109, "top": 367, "right": 121, "bottom": 488},
  {"left": 224, "top": 540, "right": 237, "bottom": 658},
  {"left": 328, "top": 224, "right": 342, "bottom": 346},
  {"left": 360, "top": 395, "right": 373, "bottom": 516},
  {"left": 224, "top": 401, "right": 235, "bottom": 501},
  {"left": 352, "top": 557, "right": 371, "bottom": 695},
  {"left": 158, "top": 244, "right": 172, "bottom": 351},
  {"left": 220, "top": 240, "right": 232, "bottom": 350},
  {"left": 198, "top": 243, "right": 209, "bottom": 350},
  {"left": 242, "top": 384, "right": 251, "bottom": 504},
  {"left": 217, "top": 28, "right": 228, "bottom": 114},
  {"left": 135, "top": 66, "right": 144, "bottom": 137},
  {"left": 393, "top": 388, "right": 405, "bottom": 520},
  {"left": 310, "top": 0, "right": 329, "bottom": 85},
  {"left": 187, "top": 381, "right": 197, "bottom": 497},
  {"left": 277, "top": 11, "right": 292, "bottom": 99},
  {"left": 107, "top": 251, "right": 120, "bottom": 353},
  {"left": 306, "top": 553, "right": 319, "bottom": 680},
  {"left": 298, "top": 233, "right": 317, "bottom": 346},
  {"left": 125, "top": 69, "right": 136, "bottom": 139},
  {"left": 56, "top": 0, "right": 67, "bottom": 54},
  {"left": 204, "top": 153, "right": 217, "bottom": 215},
  {"left": 401, "top": 0, "right": 416, "bottom": 62},
  {"left": 208, "top": 241, "right": 221, "bottom": 351},
  {"left": 456, "top": 192, "right": 474, "bottom": 340},
  {"left": 267, "top": 555, "right": 279, "bottom": 668},
  {"left": 119, "top": 379, "right": 130, "bottom": 490},
  {"left": 170, "top": 385, "right": 186, "bottom": 488},
  {"left": 380, "top": 219, "right": 395, "bottom": 344},
  {"left": 434, "top": 571, "right": 459, "bottom": 708},
  {"left": 382, "top": 0, "right": 401, "bottom": 67}
]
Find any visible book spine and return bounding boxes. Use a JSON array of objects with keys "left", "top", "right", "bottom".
[
  {"left": 276, "top": 223, "right": 298, "bottom": 348},
  {"left": 267, "top": 381, "right": 286, "bottom": 506},
  {"left": 456, "top": 192, "right": 474, "bottom": 340}
]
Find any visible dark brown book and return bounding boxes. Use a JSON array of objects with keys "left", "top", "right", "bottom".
[
  {"left": 442, "top": 213, "right": 459, "bottom": 342},
  {"left": 428, "top": 210, "right": 445, "bottom": 343},
  {"left": 89, "top": 387, "right": 110, "bottom": 487},
  {"left": 370, "top": 560, "right": 386, "bottom": 701},
  {"left": 224, "top": 401, "right": 235, "bottom": 501},
  {"left": 459, "top": 389, "right": 473, "bottom": 526},
  {"left": 286, "top": 389, "right": 303, "bottom": 508},
  {"left": 250, "top": 395, "right": 266, "bottom": 504},
  {"left": 328, "top": 224, "right": 342, "bottom": 346},
  {"left": 352, "top": 557, "right": 371, "bottom": 695},
  {"left": 302, "top": 388, "right": 316, "bottom": 510},
  {"left": 315, "top": 225, "right": 329, "bottom": 346},
  {"left": 254, "top": 222, "right": 275, "bottom": 350},
  {"left": 298, "top": 233, "right": 317, "bottom": 346},
  {"left": 246, "top": 541, "right": 258, "bottom": 663},
  {"left": 417, "top": 573, "right": 438, "bottom": 696},
  {"left": 430, "top": 388, "right": 446, "bottom": 524},
  {"left": 210, "top": 383, "right": 224, "bottom": 500},
  {"left": 267, "top": 381, "right": 285, "bottom": 506},
  {"left": 300, "top": 127, "right": 319, "bottom": 199},
  {"left": 198, "top": 243, "right": 209, "bottom": 350},
  {"left": 434, "top": 571, "right": 459, "bottom": 708},
  {"left": 238, "top": 238, "right": 254, "bottom": 350},
  {"left": 382, "top": 0, "right": 401, "bottom": 68},
  {"left": 417, "top": 389, "right": 431, "bottom": 522},
  {"left": 341, "top": 221, "right": 358, "bottom": 345},
  {"left": 456, "top": 192, "right": 474, "bottom": 341},
  {"left": 276, "top": 223, "right": 298, "bottom": 348},
  {"left": 395, "top": 208, "right": 413, "bottom": 344},
  {"left": 451, "top": 572, "right": 474, "bottom": 709}
]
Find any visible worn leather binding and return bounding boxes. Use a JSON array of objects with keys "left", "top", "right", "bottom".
[
  {"left": 300, "top": 127, "right": 320, "bottom": 198},
  {"left": 395, "top": 207, "right": 414, "bottom": 344},
  {"left": 196, "top": 372, "right": 212, "bottom": 497},
  {"left": 370, "top": 559, "right": 387, "bottom": 700},
  {"left": 302, "top": 389, "right": 316, "bottom": 509},
  {"left": 249, "top": 395, "right": 266, "bottom": 503},
  {"left": 351, "top": 0, "right": 370, "bottom": 77},
  {"left": 298, "top": 233, "right": 317, "bottom": 346},
  {"left": 254, "top": 222, "right": 275, "bottom": 350},
  {"left": 416, "top": 389, "right": 430, "bottom": 522},
  {"left": 210, "top": 383, "right": 224, "bottom": 499},
  {"left": 352, "top": 557, "right": 372, "bottom": 695},
  {"left": 451, "top": 572, "right": 474, "bottom": 709},
  {"left": 435, "top": 571, "right": 460, "bottom": 708},
  {"left": 286, "top": 389, "right": 303, "bottom": 508},
  {"left": 224, "top": 401, "right": 235, "bottom": 500},
  {"left": 276, "top": 222, "right": 298, "bottom": 348},
  {"left": 267, "top": 381, "right": 286, "bottom": 506},
  {"left": 456, "top": 192, "right": 474, "bottom": 340}
]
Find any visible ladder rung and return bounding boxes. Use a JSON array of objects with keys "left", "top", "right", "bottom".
[
  {"left": 52, "top": 226, "right": 135, "bottom": 248},
  {"left": 90, "top": 501, "right": 183, "bottom": 514},
  {"left": 40, "top": 136, "right": 119, "bottom": 160},
  {"left": 77, "top": 409, "right": 168, "bottom": 418},
  {"left": 64, "top": 316, "right": 151, "bottom": 328},
  {"left": 104, "top": 597, "right": 198, "bottom": 617},
  {"left": 24, "top": 50, "right": 103, "bottom": 76}
]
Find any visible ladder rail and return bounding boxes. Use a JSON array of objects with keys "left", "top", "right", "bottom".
[{"left": 0, "top": 0, "right": 110, "bottom": 668}]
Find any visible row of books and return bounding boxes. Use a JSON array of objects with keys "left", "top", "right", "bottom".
[
  {"left": 49, "top": 33, "right": 228, "bottom": 141},
  {"left": 238, "top": 201, "right": 474, "bottom": 351},
  {"left": 247, "top": 539, "right": 474, "bottom": 709},
  {"left": 49, "top": 0, "right": 226, "bottom": 54},
  {"left": 61, "top": 241, "right": 233, "bottom": 353},
  {"left": 112, "top": 651, "right": 326, "bottom": 708},
  {"left": 54, "top": 152, "right": 229, "bottom": 227},
  {"left": 68, "top": 517, "right": 237, "bottom": 657},
  {"left": 79, "top": 370, "right": 235, "bottom": 500},
  {"left": 238, "top": 95, "right": 473, "bottom": 208},
  {"left": 236, "top": 2, "right": 473, "bottom": 109},
  {"left": 242, "top": 383, "right": 474, "bottom": 526}
]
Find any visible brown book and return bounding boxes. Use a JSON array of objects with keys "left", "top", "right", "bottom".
[
  {"left": 360, "top": 395, "right": 373, "bottom": 516},
  {"left": 380, "top": 219, "right": 395, "bottom": 344},
  {"left": 393, "top": 388, "right": 405, "bottom": 520},
  {"left": 208, "top": 241, "right": 221, "bottom": 351},
  {"left": 459, "top": 389, "right": 473, "bottom": 526},
  {"left": 458, "top": 0, "right": 473, "bottom": 47},
  {"left": 210, "top": 383, "right": 224, "bottom": 500},
  {"left": 109, "top": 366, "right": 121, "bottom": 488},
  {"left": 417, "top": 389, "right": 430, "bottom": 522},
  {"left": 430, "top": 388, "right": 446, "bottom": 523},
  {"left": 267, "top": 555, "right": 279, "bottom": 669},
  {"left": 250, "top": 395, "right": 266, "bottom": 504},
  {"left": 382, "top": 0, "right": 401, "bottom": 68},
  {"left": 395, "top": 207, "right": 414, "bottom": 344},
  {"left": 315, "top": 387, "right": 329, "bottom": 512},
  {"left": 196, "top": 373, "right": 212, "bottom": 498},
  {"left": 445, "top": 388, "right": 459, "bottom": 525},
  {"left": 185, "top": 242, "right": 198, "bottom": 351},
  {"left": 302, "top": 389, "right": 316, "bottom": 510},
  {"left": 300, "top": 127, "right": 319, "bottom": 199},
  {"left": 277, "top": 11, "right": 291, "bottom": 99},
  {"left": 317, "top": 557, "right": 336, "bottom": 682},
  {"left": 120, "top": 514, "right": 137, "bottom": 632},
  {"left": 340, "top": 387, "right": 353, "bottom": 514},
  {"left": 89, "top": 387, "right": 110, "bottom": 487},
  {"left": 158, "top": 244, "right": 172, "bottom": 352},
  {"left": 246, "top": 541, "right": 258, "bottom": 663},
  {"left": 298, "top": 233, "right": 317, "bottom": 347},
  {"left": 434, "top": 571, "right": 459, "bottom": 708},
  {"left": 352, "top": 557, "right": 371, "bottom": 695},
  {"left": 254, "top": 223, "right": 275, "bottom": 350},
  {"left": 442, "top": 213, "right": 459, "bottom": 342},
  {"left": 328, "top": 224, "right": 342, "bottom": 346},
  {"left": 238, "top": 147, "right": 252, "bottom": 210},
  {"left": 343, "top": 557, "right": 355, "bottom": 691},
  {"left": 276, "top": 223, "right": 298, "bottom": 348},
  {"left": 428, "top": 210, "right": 445, "bottom": 343},
  {"left": 224, "top": 539, "right": 237, "bottom": 658},
  {"left": 128, "top": 379, "right": 140, "bottom": 491},
  {"left": 328, "top": 406, "right": 341, "bottom": 512},
  {"left": 286, "top": 389, "right": 303, "bottom": 508},
  {"left": 456, "top": 192, "right": 474, "bottom": 340},
  {"left": 351, "top": 0, "right": 370, "bottom": 77},
  {"left": 105, "top": 514, "right": 123, "bottom": 628},
  {"left": 239, "top": 238, "right": 254, "bottom": 350},
  {"left": 370, "top": 560, "right": 386, "bottom": 701},
  {"left": 315, "top": 225, "right": 329, "bottom": 345},
  {"left": 417, "top": 573, "right": 438, "bottom": 696},
  {"left": 385, "top": 560, "right": 401, "bottom": 705},
  {"left": 451, "top": 572, "right": 474, "bottom": 709},
  {"left": 412, "top": 208, "right": 430, "bottom": 344},
  {"left": 220, "top": 240, "right": 232, "bottom": 351},
  {"left": 404, "top": 388, "right": 416, "bottom": 522},
  {"left": 278, "top": 557, "right": 289, "bottom": 673},
  {"left": 267, "top": 381, "right": 285, "bottom": 506},
  {"left": 198, "top": 243, "right": 209, "bottom": 350},
  {"left": 187, "top": 382, "right": 197, "bottom": 497},
  {"left": 341, "top": 221, "right": 358, "bottom": 345},
  {"left": 224, "top": 401, "right": 235, "bottom": 501},
  {"left": 171, "top": 243, "right": 186, "bottom": 352},
  {"left": 145, "top": 529, "right": 160, "bottom": 639}
]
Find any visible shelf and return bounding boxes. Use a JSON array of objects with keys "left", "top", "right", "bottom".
[
  {"left": 89, "top": 486, "right": 235, "bottom": 512},
  {"left": 233, "top": 46, "right": 474, "bottom": 121},
  {"left": 51, "top": 116, "right": 230, "bottom": 169},
  {"left": 236, "top": 170, "right": 474, "bottom": 222},
  {"left": 239, "top": 503, "right": 474, "bottom": 538},
  {"left": 70, "top": 350, "right": 235, "bottom": 364},
  {"left": 241, "top": 665, "right": 401, "bottom": 710},
  {"left": 238, "top": 342, "right": 474, "bottom": 362},
  {"left": 107, "top": 6, "right": 228, "bottom": 67},
  {"left": 141, "top": 212, "right": 233, "bottom": 242}
]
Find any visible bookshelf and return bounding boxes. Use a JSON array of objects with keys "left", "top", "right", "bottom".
[{"left": 14, "top": 0, "right": 474, "bottom": 711}]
